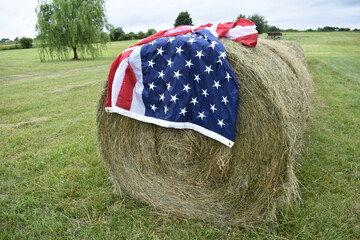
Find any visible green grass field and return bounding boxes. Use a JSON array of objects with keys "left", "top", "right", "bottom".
[{"left": 1, "top": 32, "right": 359, "bottom": 239}]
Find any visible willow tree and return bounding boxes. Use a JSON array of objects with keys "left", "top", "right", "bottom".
[{"left": 36, "top": 0, "right": 109, "bottom": 61}]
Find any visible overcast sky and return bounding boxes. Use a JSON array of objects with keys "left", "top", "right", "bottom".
[{"left": 1, "top": 0, "right": 359, "bottom": 39}]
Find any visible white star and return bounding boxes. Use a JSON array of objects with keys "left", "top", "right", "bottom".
[
  {"left": 175, "top": 46, "right": 184, "bottom": 55},
  {"left": 210, "top": 104, "right": 217, "bottom": 113},
  {"left": 159, "top": 93, "right": 165, "bottom": 101},
  {"left": 194, "top": 74, "right": 201, "bottom": 83},
  {"left": 195, "top": 50, "right": 204, "bottom": 59},
  {"left": 150, "top": 104, "right": 157, "bottom": 112},
  {"left": 185, "top": 59, "right": 193, "bottom": 68},
  {"left": 190, "top": 97, "right": 198, "bottom": 105},
  {"left": 167, "top": 58, "right": 173, "bottom": 67},
  {"left": 219, "top": 51, "right": 226, "bottom": 59},
  {"left": 164, "top": 105, "right": 169, "bottom": 114},
  {"left": 158, "top": 70, "right": 165, "bottom": 79},
  {"left": 187, "top": 38, "right": 196, "bottom": 44},
  {"left": 197, "top": 111, "right": 206, "bottom": 120},
  {"left": 183, "top": 83, "right": 191, "bottom": 93},
  {"left": 148, "top": 59, "right": 155, "bottom": 68},
  {"left": 201, "top": 89, "right": 209, "bottom": 97},
  {"left": 217, "top": 119, "right": 225, "bottom": 128},
  {"left": 166, "top": 82, "right": 172, "bottom": 90},
  {"left": 221, "top": 96, "right": 229, "bottom": 105},
  {"left": 179, "top": 107, "right": 187, "bottom": 116},
  {"left": 157, "top": 47, "right": 164, "bottom": 56},
  {"left": 213, "top": 80, "right": 221, "bottom": 89},
  {"left": 209, "top": 41, "right": 218, "bottom": 49},
  {"left": 225, "top": 72, "right": 232, "bottom": 81},
  {"left": 148, "top": 82, "right": 156, "bottom": 90},
  {"left": 170, "top": 94, "right": 179, "bottom": 103},
  {"left": 167, "top": 37, "right": 175, "bottom": 43},
  {"left": 150, "top": 40, "right": 157, "bottom": 45},
  {"left": 173, "top": 70, "right": 182, "bottom": 79},
  {"left": 204, "top": 65, "right": 214, "bottom": 74},
  {"left": 217, "top": 58, "right": 223, "bottom": 65}
]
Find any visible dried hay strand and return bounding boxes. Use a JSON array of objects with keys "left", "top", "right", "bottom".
[{"left": 96, "top": 38, "right": 313, "bottom": 225}]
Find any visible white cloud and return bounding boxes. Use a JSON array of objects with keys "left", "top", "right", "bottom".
[{"left": 0, "top": 0, "right": 38, "bottom": 39}]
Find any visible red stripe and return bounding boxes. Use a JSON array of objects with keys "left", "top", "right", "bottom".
[
  {"left": 216, "top": 22, "right": 236, "bottom": 37},
  {"left": 234, "top": 33, "right": 258, "bottom": 47},
  {"left": 126, "top": 19, "right": 257, "bottom": 50},
  {"left": 235, "top": 18, "right": 256, "bottom": 27},
  {"left": 116, "top": 63, "right": 137, "bottom": 110},
  {"left": 105, "top": 50, "right": 133, "bottom": 107},
  {"left": 194, "top": 23, "right": 213, "bottom": 31},
  {"left": 216, "top": 18, "right": 256, "bottom": 39}
]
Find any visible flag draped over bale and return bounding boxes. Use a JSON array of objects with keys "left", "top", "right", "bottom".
[{"left": 96, "top": 21, "right": 313, "bottom": 225}]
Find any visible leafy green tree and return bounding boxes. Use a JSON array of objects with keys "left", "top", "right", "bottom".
[
  {"left": 123, "top": 32, "right": 136, "bottom": 40},
  {"left": 319, "top": 26, "right": 337, "bottom": 32},
  {"left": 36, "top": 0, "right": 109, "bottom": 61},
  {"left": 137, "top": 31, "right": 146, "bottom": 39},
  {"left": 109, "top": 26, "right": 125, "bottom": 41},
  {"left": 285, "top": 28, "right": 299, "bottom": 32},
  {"left": 18, "top": 37, "right": 33, "bottom": 48},
  {"left": 237, "top": 14, "right": 246, "bottom": 19},
  {"left": 248, "top": 14, "right": 268, "bottom": 34},
  {"left": 267, "top": 25, "right": 280, "bottom": 32},
  {"left": 174, "top": 11, "right": 193, "bottom": 27},
  {"left": 146, "top": 29, "right": 157, "bottom": 37}
]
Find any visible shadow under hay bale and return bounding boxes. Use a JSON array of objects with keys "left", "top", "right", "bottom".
[{"left": 96, "top": 38, "right": 313, "bottom": 225}]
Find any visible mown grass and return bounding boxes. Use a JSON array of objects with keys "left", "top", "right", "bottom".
[{"left": 1, "top": 32, "right": 359, "bottom": 239}]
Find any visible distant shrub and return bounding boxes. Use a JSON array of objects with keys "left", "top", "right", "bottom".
[
  {"left": 19, "top": 37, "right": 33, "bottom": 48},
  {"left": 0, "top": 44, "right": 21, "bottom": 51}
]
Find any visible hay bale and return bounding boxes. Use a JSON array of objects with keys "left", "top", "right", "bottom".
[{"left": 96, "top": 38, "right": 313, "bottom": 225}]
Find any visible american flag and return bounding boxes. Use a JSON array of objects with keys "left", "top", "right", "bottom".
[{"left": 105, "top": 19, "right": 258, "bottom": 147}]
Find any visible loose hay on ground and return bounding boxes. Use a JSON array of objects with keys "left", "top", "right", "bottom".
[{"left": 96, "top": 38, "right": 313, "bottom": 225}]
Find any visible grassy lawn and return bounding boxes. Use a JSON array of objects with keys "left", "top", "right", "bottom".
[{"left": 1, "top": 32, "right": 359, "bottom": 239}]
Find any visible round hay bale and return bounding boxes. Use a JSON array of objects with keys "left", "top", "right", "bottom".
[{"left": 96, "top": 38, "right": 313, "bottom": 225}]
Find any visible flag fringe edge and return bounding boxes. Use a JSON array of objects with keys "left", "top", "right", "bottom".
[{"left": 105, "top": 106, "right": 234, "bottom": 147}]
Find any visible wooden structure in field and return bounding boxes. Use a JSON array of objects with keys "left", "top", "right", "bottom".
[{"left": 267, "top": 32, "right": 282, "bottom": 39}]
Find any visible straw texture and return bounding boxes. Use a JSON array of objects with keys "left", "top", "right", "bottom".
[{"left": 96, "top": 38, "right": 313, "bottom": 225}]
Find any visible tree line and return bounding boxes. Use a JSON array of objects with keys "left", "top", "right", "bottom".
[
  {"left": 316, "top": 26, "right": 354, "bottom": 32},
  {"left": 108, "top": 27, "right": 157, "bottom": 41},
  {"left": 235, "top": 13, "right": 357, "bottom": 33},
  {"left": 0, "top": 37, "right": 33, "bottom": 50},
  {"left": 29, "top": 1, "right": 359, "bottom": 61},
  {"left": 109, "top": 12, "right": 358, "bottom": 42}
]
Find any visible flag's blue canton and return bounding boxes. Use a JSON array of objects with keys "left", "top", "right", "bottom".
[{"left": 140, "top": 29, "right": 239, "bottom": 143}]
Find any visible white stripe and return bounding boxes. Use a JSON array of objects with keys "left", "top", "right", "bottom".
[
  {"left": 206, "top": 23, "right": 219, "bottom": 38},
  {"left": 225, "top": 25, "right": 257, "bottom": 40},
  {"left": 105, "top": 106, "right": 234, "bottom": 148},
  {"left": 111, "top": 58, "right": 129, "bottom": 107},
  {"left": 166, "top": 25, "right": 194, "bottom": 34},
  {"left": 111, "top": 45, "right": 139, "bottom": 107},
  {"left": 128, "top": 46, "right": 145, "bottom": 114}
]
